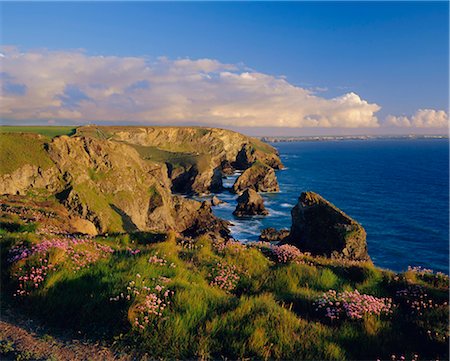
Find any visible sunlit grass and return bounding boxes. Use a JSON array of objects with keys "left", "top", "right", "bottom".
[{"left": 1, "top": 230, "right": 448, "bottom": 360}]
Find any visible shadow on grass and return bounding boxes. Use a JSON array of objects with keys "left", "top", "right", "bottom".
[{"left": 27, "top": 254, "right": 131, "bottom": 338}]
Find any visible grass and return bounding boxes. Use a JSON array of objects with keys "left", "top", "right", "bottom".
[
  {"left": 0, "top": 126, "right": 77, "bottom": 138},
  {"left": 1, "top": 229, "right": 448, "bottom": 360},
  {"left": 71, "top": 183, "right": 124, "bottom": 233},
  {"left": 0, "top": 133, "right": 55, "bottom": 175}
]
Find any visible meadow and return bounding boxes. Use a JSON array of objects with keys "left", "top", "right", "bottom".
[{"left": 1, "top": 217, "right": 448, "bottom": 360}]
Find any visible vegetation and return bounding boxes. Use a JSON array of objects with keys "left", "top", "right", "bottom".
[
  {"left": 0, "top": 133, "right": 55, "bottom": 175},
  {"left": 0, "top": 126, "right": 76, "bottom": 138},
  {"left": 1, "top": 222, "right": 448, "bottom": 360}
]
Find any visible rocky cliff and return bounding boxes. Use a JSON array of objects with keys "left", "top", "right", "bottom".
[
  {"left": 287, "top": 191, "right": 370, "bottom": 262},
  {"left": 75, "top": 125, "right": 283, "bottom": 194},
  {"left": 0, "top": 126, "right": 283, "bottom": 236}
]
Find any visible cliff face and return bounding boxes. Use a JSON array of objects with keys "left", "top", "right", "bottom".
[
  {"left": 0, "top": 132, "right": 220, "bottom": 236},
  {"left": 75, "top": 126, "right": 283, "bottom": 194},
  {"left": 288, "top": 192, "right": 370, "bottom": 262}
]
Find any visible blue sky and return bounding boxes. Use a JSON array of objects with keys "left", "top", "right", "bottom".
[{"left": 1, "top": 1, "right": 448, "bottom": 135}]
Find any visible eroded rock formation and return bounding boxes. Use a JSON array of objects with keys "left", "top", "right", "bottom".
[
  {"left": 259, "top": 227, "right": 290, "bottom": 243},
  {"left": 287, "top": 191, "right": 370, "bottom": 262},
  {"left": 233, "top": 189, "right": 268, "bottom": 217},
  {"left": 233, "top": 162, "right": 279, "bottom": 193}
]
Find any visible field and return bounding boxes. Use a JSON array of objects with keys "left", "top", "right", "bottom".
[{"left": 0, "top": 126, "right": 77, "bottom": 138}]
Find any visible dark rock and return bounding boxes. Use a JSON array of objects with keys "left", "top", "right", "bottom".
[
  {"left": 183, "top": 201, "right": 231, "bottom": 240},
  {"left": 233, "top": 189, "right": 268, "bottom": 217},
  {"left": 288, "top": 191, "right": 370, "bottom": 262},
  {"left": 233, "top": 144, "right": 255, "bottom": 170},
  {"left": 221, "top": 160, "right": 235, "bottom": 175},
  {"left": 233, "top": 161, "right": 279, "bottom": 193},
  {"left": 259, "top": 227, "right": 290, "bottom": 243}
]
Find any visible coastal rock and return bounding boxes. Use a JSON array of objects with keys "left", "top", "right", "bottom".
[
  {"left": 70, "top": 218, "right": 98, "bottom": 236},
  {"left": 233, "top": 162, "right": 280, "bottom": 193},
  {"left": 233, "top": 189, "right": 268, "bottom": 217},
  {"left": 287, "top": 192, "right": 370, "bottom": 261},
  {"left": 259, "top": 227, "right": 290, "bottom": 243},
  {"left": 210, "top": 195, "right": 224, "bottom": 206},
  {"left": 0, "top": 127, "right": 281, "bottom": 237},
  {"left": 0, "top": 164, "right": 61, "bottom": 196},
  {"left": 78, "top": 126, "right": 283, "bottom": 195},
  {"left": 48, "top": 136, "right": 229, "bottom": 235},
  {"left": 183, "top": 201, "right": 231, "bottom": 240},
  {"left": 220, "top": 160, "right": 235, "bottom": 175},
  {"left": 233, "top": 143, "right": 283, "bottom": 170}
]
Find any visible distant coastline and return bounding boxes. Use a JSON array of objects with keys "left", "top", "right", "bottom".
[{"left": 259, "top": 134, "right": 449, "bottom": 142}]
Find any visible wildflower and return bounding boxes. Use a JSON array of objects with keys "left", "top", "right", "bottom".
[
  {"left": 314, "top": 289, "right": 393, "bottom": 321},
  {"left": 209, "top": 262, "right": 240, "bottom": 293}
]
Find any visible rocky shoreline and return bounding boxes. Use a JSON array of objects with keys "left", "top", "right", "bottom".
[{"left": 1, "top": 126, "right": 372, "bottom": 262}]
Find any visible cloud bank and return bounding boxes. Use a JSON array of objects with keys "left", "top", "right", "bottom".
[
  {"left": 0, "top": 47, "right": 447, "bottom": 131},
  {"left": 385, "top": 109, "right": 449, "bottom": 129},
  {"left": 1, "top": 47, "right": 381, "bottom": 128}
]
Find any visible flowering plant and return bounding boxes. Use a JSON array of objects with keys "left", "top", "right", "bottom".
[
  {"left": 315, "top": 289, "right": 393, "bottom": 321},
  {"left": 110, "top": 274, "right": 174, "bottom": 330},
  {"left": 209, "top": 262, "right": 240, "bottom": 292}
]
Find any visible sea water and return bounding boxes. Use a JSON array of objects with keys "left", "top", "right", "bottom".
[{"left": 209, "top": 139, "right": 449, "bottom": 274}]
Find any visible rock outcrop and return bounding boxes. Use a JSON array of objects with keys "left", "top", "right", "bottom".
[
  {"left": 183, "top": 202, "right": 231, "bottom": 240},
  {"left": 233, "top": 143, "right": 283, "bottom": 170},
  {"left": 287, "top": 192, "right": 370, "bottom": 261},
  {"left": 210, "top": 196, "right": 224, "bottom": 206},
  {"left": 233, "top": 162, "right": 279, "bottom": 193},
  {"left": 0, "top": 164, "right": 61, "bottom": 196},
  {"left": 233, "top": 189, "right": 268, "bottom": 217},
  {"left": 259, "top": 227, "right": 290, "bottom": 243}
]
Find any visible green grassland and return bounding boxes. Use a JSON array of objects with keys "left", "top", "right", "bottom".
[
  {"left": 1, "top": 220, "right": 448, "bottom": 360},
  {"left": 0, "top": 133, "right": 55, "bottom": 175},
  {"left": 0, "top": 126, "right": 77, "bottom": 138}
]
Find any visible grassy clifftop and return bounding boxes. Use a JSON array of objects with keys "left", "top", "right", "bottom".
[{"left": 1, "top": 217, "right": 448, "bottom": 360}]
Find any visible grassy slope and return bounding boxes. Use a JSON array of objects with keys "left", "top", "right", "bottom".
[
  {"left": 0, "top": 133, "right": 55, "bottom": 175},
  {"left": 1, "top": 222, "right": 448, "bottom": 360}
]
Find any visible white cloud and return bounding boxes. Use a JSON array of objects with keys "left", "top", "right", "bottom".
[
  {"left": 385, "top": 109, "right": 449, "bottom": 128},
  {"left": 0, "top": 47, "right": 383, "bottom": 128}
]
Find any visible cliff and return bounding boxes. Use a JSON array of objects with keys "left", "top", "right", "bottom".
[
  {"left": 0, "top": 126, "right": 282, "bottom": 235},
  {"left": 75, "top": 125, "right": 283, "bottom": 194}
]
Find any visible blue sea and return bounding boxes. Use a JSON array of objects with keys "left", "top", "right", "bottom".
[{"left": 208, "top": 139, "right": 449, "bottom": 274}]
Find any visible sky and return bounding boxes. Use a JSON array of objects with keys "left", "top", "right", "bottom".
[{"left": 1, "top": 1, "right": 448, "bottom": 135}]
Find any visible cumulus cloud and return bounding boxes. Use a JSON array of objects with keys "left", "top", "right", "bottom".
[
  {"left": 385, "top": 109, "right": 449, "bottom": 128},
  {"left": 0, "top": 47, "right": 383, "bottom": 127}
]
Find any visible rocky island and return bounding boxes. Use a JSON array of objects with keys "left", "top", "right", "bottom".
[{"left": 0, "top": 126, "right": 448, "bottom": 361}]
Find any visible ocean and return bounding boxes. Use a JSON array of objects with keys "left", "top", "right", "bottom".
[{"left": 209, "top": 139, "right": 449, "bottom": 274}]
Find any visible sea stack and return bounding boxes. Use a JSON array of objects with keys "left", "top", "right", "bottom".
[
  {"left": 233, "top": 189, "right": 268, "bottom": 217},
  {"left": 288, "top": 191, "right": 370, "bottom": 262},
  {"left": 232, "top": 161, "right": 279, "bottom": 193}
]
